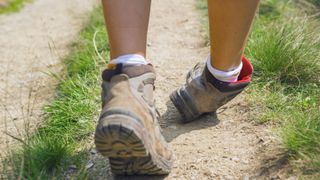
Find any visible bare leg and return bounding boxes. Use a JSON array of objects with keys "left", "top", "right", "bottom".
[
  {"left": 208, "top": 0, "right": 260, "bottom": 71},
  {"left": 102, "top": 0, "right": 151, "bottom": 59}
]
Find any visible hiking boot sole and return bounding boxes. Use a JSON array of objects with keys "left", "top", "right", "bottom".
[
  {"left": 95, "top": 113, "right": 172, "bottom": 175},
  {"left": 170, "top": 87, "right": 201, "bottom": 122}
]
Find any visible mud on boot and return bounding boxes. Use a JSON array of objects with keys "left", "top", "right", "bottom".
[
  {"left": 95, "top": 64, "right": 172, "bottom": 175},
  {"left": 170, "top": 57, "right": 253, "bottom": 123}
]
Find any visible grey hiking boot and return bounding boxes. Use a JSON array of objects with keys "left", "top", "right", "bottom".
[
  {"left": 95, "top": 64, "right": 172, "bottom": 175},
  {"left": 170, "top": 57, "right": 253, "bottom": 122}
]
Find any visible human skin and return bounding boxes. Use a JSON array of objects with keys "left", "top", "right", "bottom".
[
  {"left": 208, "top": 0, "right": 260, "bottom": 71},
  {"left": 102, "top": 0, "right": 151, "bottom": 59},
  {"left": 102, "top": 0, "right": 260, "bottom": 71}
]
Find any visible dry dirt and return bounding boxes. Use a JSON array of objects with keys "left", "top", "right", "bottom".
[
  {"left": 87, "top": 0, "right": 294, "bottom": 179},
  {"left": 0, "top": 0, "right": 99, "bottom": 158},
  {"left": 0, "top": 0, "right": 294, "bottom": 179}
]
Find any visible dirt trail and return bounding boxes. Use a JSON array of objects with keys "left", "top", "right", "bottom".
[
  {"left": 150, "top": 0, "right": 281, "bottom": 178},
  {"left": 89, "top": 0, "right": 288, "bottom": 179},
  {"left": 0, "top": 0, "right": 287, "bottom": 178},
  {"left": 0, "top": 0, "right": 98, "bottom": 157}
]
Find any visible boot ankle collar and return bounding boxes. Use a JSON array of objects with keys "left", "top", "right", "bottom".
[
  {"left": 102, "top": 63, "right": 155, "bottom": 82},
  {"left": 204, "top": 57, "right": 253, "bottom": 92}
]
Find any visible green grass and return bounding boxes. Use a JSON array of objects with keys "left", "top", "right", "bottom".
[
  {"left": 246, "top": 0, "right": 320, "bottom": 175},
  {"left": 197, "top": 0, "right": 320, "bottom": 176},
  {"left": 283, "top": 107, "right": 320, "bottom": 167},
  {"left": 306, "top": 0, "right": 320, "bottom": 7},
  {"left": 247, "top": 17, "right": 320, "bottom": 86},
  {"left": 0, "top": 0, "right": 31, "bottom": 14},
  {"left": 1, "top": 7, "right": 108, "bottom": 179},
  {"left": 2, "top": 0, "right": 319, "bottom": 178}
]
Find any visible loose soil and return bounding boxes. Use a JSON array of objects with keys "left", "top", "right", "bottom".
[
  {"left": 88, "top": 0, "right": 293, "bottom": 179},
  {"left": 0, "top": 0, "right": 98, "bottom": 158},
  {"left": 0, "top": 0, "right": 294, "bottom": 179}
]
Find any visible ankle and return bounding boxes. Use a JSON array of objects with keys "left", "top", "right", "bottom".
[
  {"left": 110, "top": 54, "right": 148, "bottom": 66},
  {"left": 206, "top": 56, "right": 242, "bottom": 83}
]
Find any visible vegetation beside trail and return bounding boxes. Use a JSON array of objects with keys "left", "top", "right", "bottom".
[
  {"left": 1, "top": 7, "right": 108, "bottom": 179},
  {"left": 306, "top": 0, "right": 320, "bottom": 7},
  {"left": 199, "top": 0, "right": 320, "bottom": 177},
  {"left": 247, "top": 1, "right": 320, "bottom": 175},
  {"left": 0, "top": 0, "right": 31, "bottom": 14},
  {"left": 1, "top": 0, "right": 319, "bottom": 178}
]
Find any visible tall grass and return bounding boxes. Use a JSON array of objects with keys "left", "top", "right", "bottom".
[
  {"left": 247, "top": 17, "right": 320, "bottom": 87},
  {"left": 1, "top": 7, "right": 108, "bottom": 179},
  {"left": 197, "top": 0, "right": 320, "bottom": 176},
  {"left": 306, "top": 0, "right": 320, "bottom": 6},
  {"left": 246, "top": 0, "right": 320, "bottom": 174}
]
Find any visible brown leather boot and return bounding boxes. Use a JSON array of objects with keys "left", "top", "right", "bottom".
[
  {"left": 95, "top": 64, "right": 172, "bottom": 175},
  {"left": 170, "top": 57, "right": 253, "bottom": 122}
]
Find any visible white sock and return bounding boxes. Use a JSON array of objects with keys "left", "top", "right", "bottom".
[
  {"left": 110, "top": 54, "right": 148, "bottom": 66},
  {"left": 206, "top": 56, "right": 243, "bottom": 83}
]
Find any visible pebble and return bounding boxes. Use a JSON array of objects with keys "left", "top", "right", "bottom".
[
  {"left": 68, "top": 165, "right": 77, "bottom": 170},
  {"left": 90, "top": 148, "right": 97, "bottom": 154},
  {"left": 242, "top": 160, "right": 249, "bottom": 164},
  {"left": 231, "top": 157, "right": 240, "bottom": 162},
  {"left": 86, "top": 162, "right": 94, "bottom": 169}
]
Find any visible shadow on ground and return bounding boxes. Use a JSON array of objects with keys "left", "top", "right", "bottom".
[
  {"left": 255, "top": 153, "right": 290, "bottom": 178},
  {"left": 159, "top": 100, "right": 220, "bottom": 142}
]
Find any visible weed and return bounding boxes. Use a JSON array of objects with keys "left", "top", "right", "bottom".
[
  {"left": 259, "top": 0, "right": 290, "bottom": 18},
  {"left": 197, "top": 0, "right": 320, "bottom": 176},
  {"left": 282, "top": 107, "right": 320, "bottom": 169},
  {"left": 2, "top": 7, "right": 109, "bottom": 179},
  {"left": 247, "top": 17, "right": 320, "bottom": 87},
  {"left": 246, "top": 1, "right": 320, "bottom": 175},
  {"left": 306, "top": 0, "right": 320, "bottom": 7}
]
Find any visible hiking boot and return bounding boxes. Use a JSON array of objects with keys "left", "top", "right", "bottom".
[
  {"left": 170, "top": 57, "right": 253, "bottom": 122},
  {"left": 94, "top": 64, "right": 172, "bottom": 175}
]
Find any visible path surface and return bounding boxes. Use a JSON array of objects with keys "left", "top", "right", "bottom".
[
  {"left": 0, "top": 0, "right": 98, "bottom": 157},
  {"left": 89, "top": 0, "right": 287, "bottom": 179},
  {"left": 0, "top": 0, "right": 288, "bottom": 178}
]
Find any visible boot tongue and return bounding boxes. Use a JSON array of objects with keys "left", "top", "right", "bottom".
[{"left": 102, "top": 63, "right": 155, "bottom": 82}]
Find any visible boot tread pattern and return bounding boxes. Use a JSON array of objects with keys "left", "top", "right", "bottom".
[{"left": 95, "top": 123, "right": 169, "bottom": 175}]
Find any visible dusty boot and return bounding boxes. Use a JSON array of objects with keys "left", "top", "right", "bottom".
[
  {"left": 170, "top": 57, "right": 253, "bottom": 122},
  {"left": 95, "top": 64, "right": 172, "bottom": 175}
]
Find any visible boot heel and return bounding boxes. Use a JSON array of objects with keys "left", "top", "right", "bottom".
[
  {"left": 95, "top": 115, "right": 172, "bottom": 175},
  {"left": 95, "top": 123, "right": 147, "bottom": 158},
  {"left": 170, "top": 88, "right": 200, "bottom": 122}
]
